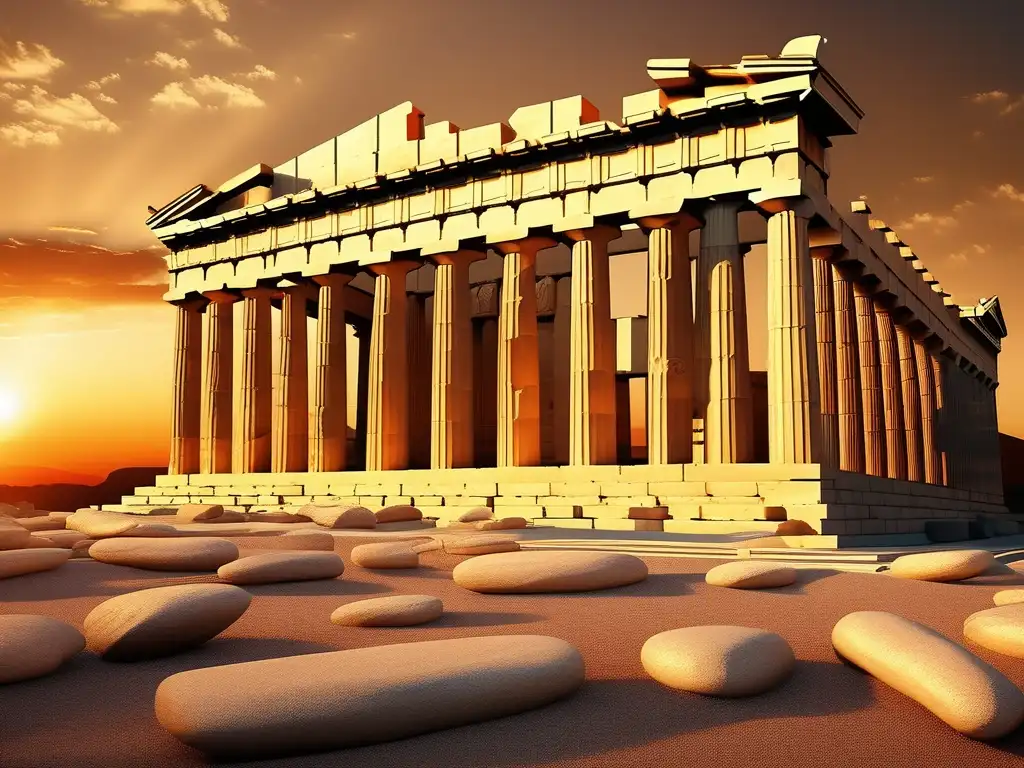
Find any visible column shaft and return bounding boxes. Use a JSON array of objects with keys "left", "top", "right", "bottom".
[
  {"left": 854, "top": 285, "right": 885, "bottom": 475},
  {"left": 874, "top": 306, "right": 906, "bottom": 480},
  {"left": 234, "top": 288, "right": 273, "bottom": 473},
  {"left": 812, "top": 251, "right": 839, "bottom": 468},
  {"left": 366, "top": 264, "right": 412, "bottom": 471},
  {"left": 896, "top": 325, "right": 923, "bottom": 482},
  {"left": 309, "top": 274, "right": 351, "bottom": 472},
  {"left": 272, "top": 284, "right": 311, "bottom": 473},
  {"left": 914, "top": 339, "right": 941, "bottom": 484},
  {"left": 200, "top": 297, "right": 234, "bottom": 474},
  {"left": 832, "top": 265, "right": 864, "bottom": 473},
  {"left": 169, "top": 301, "right": 202, "bottom": 475},
  {"left": 930, "top": 353, "right": 949, "bottom": 485}
]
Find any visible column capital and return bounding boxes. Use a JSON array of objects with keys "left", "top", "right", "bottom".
[
  {"left": 276, "top": 277, "right": 319, "bottom": 297},
  {"left": 555, "top": 222, "right": 621, "bottom": 246},
  {"left": 429, "top": 248, "right": 487, "bottom": 267},
  {"left": 749, "top": 182, "right": 818, "bottom": 218},
  {"left": 239, "top": 285, "right": 277, "bottom": 299},
  {"left": 311, "top": 272, "right": 355, "bottom": 288},
  {"left": 490, "top": 235, "right": 557, "bottom": 258},
  {"left": 202, "top": 289, "right": 241, "bottom": 304},
  {"left": 170, "top": 295, "right": 208, "bottom": 310},
  {"left": 365, "top": 259, "right": 418, "bottom": 278}
]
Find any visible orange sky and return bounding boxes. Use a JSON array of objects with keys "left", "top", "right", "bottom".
[{"left": 1, "top": 0, "right": 1022, "bottom": 480}]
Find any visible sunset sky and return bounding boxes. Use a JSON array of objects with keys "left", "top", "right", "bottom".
[{"left": 0, "top": 0, "right": 1022, "bottom": 483}]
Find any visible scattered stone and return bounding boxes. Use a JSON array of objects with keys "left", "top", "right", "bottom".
[
  {"left": 994, "top": 589, "right": 1024, "bottom": 606},
  {"left": 964, "top": 604, "right": 1024, "bottom": 659},
  {"left": 155, "top": 634, "right": 584, "bottom": 758},
  {"left": 71, "top": 540, "right": 95, "bottom": 558},
  {"left": 350, "top": 542, "right": 419, "bottom": 569},
  {"left": 275, "top": 531, "right": 335, "bottom": 551},
  {"left": 331, "top": 595, "right": 443, "bottom": 627},
  {"left": 15, "top": 517, "right": 66, "bottom": 532},
  {"left": 374, "top": 505, "right": 422, "bottom": 524},
  {"left": 0, "top": 548, "right": 72, "bottom": 579},
  {"left": 705, "top": 561, "right": 798, "bottom": 589},
  {"left": 89, "top": 538, "right": 239, "bottom": 572},
  {"left": 84, "top": 583, "right": 252, "bottom": 662},
  {"left": 195, "top": 510, "right": 246, "bottom": 524},
  {"left": 31, "top": 530, "right": 88, "bottom": 549},
  {"left": 66, "top": 510, "right": 138, "bottom": 538},
  {"left": 245, "top": 511, "right": 311, "bottom": 524},
  {"left": 443, "top": 535, "right": 520, "bottom": 556},
  {"left": 218, "top": 552, "right": 345, "bottom": 585},
  {"left": 0, "top": 522, "right": 32, "bottom": 551},
  {"left": 176, "top": 504, "right": 224, "bottom": 523},
  {"left": 0, "top": 503, "right": 45, "bottom": 519},
  {"left": 119, "top": 523, "right": 179, "bottom": 538},
  {"left": 456, "top": 507, "right": 494, "bottom": 524},
  {"left": 47, "top": 511, "right": 73, "bottom": 521},
  {"left": 475, "top": 517, "right": 528, "bottom": 531},
  {"left": 22, "top": 537, "right": 54, "bottom": 548},
  {"left": 453, "top": 550, "right": 647, "bottom": 593},
  {"left": 0, "top": 615, "right": 85, "bottom": 684},
  {"left": 775, "top": 520, "right": 817, "bottom": 536},
  {"left": 832, "top": 610, "right": 1024, "bottom": 739},
  {"left": 303, "top": 505, "right": 376, "bottom": 530},
  {"left": 642, "top": 626, "right": 795, "bottom": 697},
  {"left": 888, "top": 550, "right": 994, "bottom": 583}
]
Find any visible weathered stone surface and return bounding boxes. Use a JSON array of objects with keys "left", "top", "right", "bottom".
[
  {"left": 964, "top": 604, "right": 1024, "bottom": 659},
  {"left": 330, "top": 595, "right": 443, "bottom": 627},
  {"left": 303, "top": 505, "right": 376, "bottom": 530},
  {"left": 0, "top": 615, "right": 85, "bottom": 684},
  {"left": 350, "top": 542, "right": 419, "bottom": 569},
  {"left": 475, "top": 517, "right": 528, "bottom": 531},
  {"left": 374, "top": 505, "right": 422, "bottom": 524},
  {"left": 155, "top": 635, "right": 585, "bottom": 758},
  {"left": 21, "top": 537, "right": 54, "bottom": 548},
  {"left": 994, "top": 589, "right": 1024, "bottom": 607},
  {"left": 218, "top": 552, "right": 345, "bottom": 584},
  {"left": 120, "top": 524, "right": 179, "bottom": 538},
  {"left": 832, "top": 611, "right": 1024, "bottom": 739},
  {"left": 84, "top": 584, "right": 252, "bottom": 662},
  {"left": 453, "top": 550, "right": 648, "bottom": 593},
  {"left": 889, "top": 550, "right": 994, "bottom": 583},
  {"left": 196, "top": 510, "right": 246, "bottom": 524},
  {"left": 15, "top": 517, "right": 66, "bottom": 532},
  {"left": 0, "top": 548, "right": 71, "bottom": 579},
  {"left": 0, "top": 522, "right": 32, "bottom": 550},
  {"left": 177, "top": 504, "right": 224, "bottom": 522},
  {"left": 71, "top": 540, "right": 95, "bottom": 558},
  {"left": 444, "top": 534, "right": 520, "bottom": 556},
  {"left": 275, "top": 531, "right": 336, "bottom": 551},
  {"left": 0, "top": 503, "right": 45, "bottom": 519},
  {"left": 245, "top": 511, "right": 311, "bottom": 524},
  {"left": 705, "top": 561, "right": 797, "bottom": 589},
  {"left": 66, "top": 510, "right": 138, "bottom": 538},
  {"left": 89, "top": 538, "right": 239, "bottom": 572},
  {"left": 642, "top": 626, "right": 795, "bottom": 697},
  {"left": 456, "top": 507, "right": 494, "bottom": 523},
  {"left": 31, "top": 530, "right": 88, "bottom": 549},
  {"left": 775, "top": 520, "right": 817, "bottom": 536}
]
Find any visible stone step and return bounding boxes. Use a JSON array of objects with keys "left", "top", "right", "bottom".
[{"left": 663, "top": 519, "right": 780, "bottom": 535}]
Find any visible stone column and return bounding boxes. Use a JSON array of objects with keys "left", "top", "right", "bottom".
[
  {"left": 831, "top": 265, "right": 864, "bottom": 473},
  {"left": 430, "top": 250, "right": 483, "bottom": 469},
  {"left": 896, "top": 324, "right": 923, "bottom": 482},
  {"left": 272, "top": 281, "right": 314, "bottom": 473},
  {"left": 234, "top": 286, "right": 274, "bottom": 473},
  {"left": 308, "top": 273, "right": 352, "bottom": 473},
  {"left": 930, "top": 352, "right": 949, "bottom": 485},
  {"left": 494, "top": 237, "right": 553, "bottom": 467},
  {"left": 563, "top": 225, "right": 619, "bottom": 466},
  {"left": 640, "top": 213, "right": 700, "bottom": 465},
  {"left": 765, "top": 206, "right": 821, "bottom": 464},
  {"left": 812, "top": 249, "right": 839, "bottom": 469},
  {"left": 353, "top": 322, "right": 371, "bottom": 470},
  {"left": 698, "top": 201, "right": 753, "bottom": 464},
  {"left": 854, "top": 284, "right": 885, "bottom": 476},
  {"left": 169, "top": 299, "right": 203, "bottom": 475},
  {"left": 914, "top": 338, "right": 941, "bottom": 484},
  {"left": 200, "top": 292, "right": 236, "bottom": 474},
  {"left": 365, "top": 262, "right": 415, "bottom": 471},
  {"left": 874, "top": 305, "right": 907, "bottom": 480}
]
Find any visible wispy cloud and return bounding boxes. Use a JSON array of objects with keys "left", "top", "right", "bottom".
[
  {"left": 0, "top": 41, "right": 64, "bottom": 81},
  {"left": 993, "top": 183, "right": 1024, "bottom": 203},
  {"left": 212, "top": 28, "right": 242, "bottom": 48},
  {"left": 968, "top": 90, "right": 1024, "bottom": 116},
  {"left": 48, "top": 226, "right": 99, "bottom": 236},
  {"left": 236, "top": 64, "right": 276, "bottom": 81},
  {"left": 150, "top": 81, "right": 201, "bottom": 110},
  {"left": 79, "top": 0, "right": 229, "bottom": 22},
  {"left": 151, "top": 74, "right": 265, "bottom": 110},
  {"left": 149, "top": 51, "right": 189, "bottom": 70},
  {"left": 912, "top": 176, "right": 934, "bottom": 184},
  {"left": 11, "top": 87, "right": 119, "bottom": 133},
  {"left": 0, "top": 121, "right": 61, "bottom": 148},
  {"left": 96, "top": 93, "right": 117, "bottom": 104},
  {"left": 85, "top": 72, "right": 120, "bottom": 90},
  {"left": 895, "top": 212, "right": 958, "bottom": 231},
  {"left": 948, "top": 243, "right": 989, "bottom": 264}
]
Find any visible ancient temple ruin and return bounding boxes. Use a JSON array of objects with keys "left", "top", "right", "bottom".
[{"left": 125, "top": 35, "right": 1009, "bottom": 547}]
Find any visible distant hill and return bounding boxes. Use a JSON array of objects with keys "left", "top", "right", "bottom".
[
  {"left": 0, "top": 467, "right": 165, "bottom": 511},
  {"left": 0, "top": 465, "right": 104, "bottom": 487}
]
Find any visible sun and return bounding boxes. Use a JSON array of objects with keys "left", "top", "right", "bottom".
[{"left": 0, "top": 389, "right": 20, "bottom": 424}]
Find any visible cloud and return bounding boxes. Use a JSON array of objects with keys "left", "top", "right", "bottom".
[
  {"left": 192, "top": 75, "right": 263, "bottom": 107},
  {"left": 912, "top": 176, "right": 934, "bottom": 184},
  {"left": 96, "top": 93, "right": 117, "bottom": 104},
  {"left": 0, "top": 42, "right": 64, "bottom": 81},
  {"left": 2, "top": 82, "right": 27, "bottom": 93},
  {"left": 0, "top": 121, "right": 61, "bottom": 148},
  {"left": 151, "top": 81, "right": 201, "bottom": 109},
  {"left": 968, "top": 89, "right": 1024, "bottom": 116},
  {"left": 48, "top": 226, "right": 99, "bottom": 236},
  {"left": 992, "top": 183, "right": 1024, "bottom": 203},
  {"left": 11, "top": 87, "right": 119, "bottom": 133},
  {"left": 237, "top": 64, "right": 276, "bottom": 81},
  {"left": 150, "top": 51, "right": 189, "bottom": 70},
  {"left": 79, "top": 0, "right": 229, "bottom": 22},
  {"left": 326, "top": 31, "right": 357, "bottom": 41},
  {"left": 212, "top": 28, "right": 242, "bottom": 48},
  {"left": 947, "top": 244, "right": 989, "bottom": 264},
  {"left": 85, "top": 72, "right": 120, "bottom": 90},
  {"left": 895, "top": 212, "right": 958, "bottom": 231}
]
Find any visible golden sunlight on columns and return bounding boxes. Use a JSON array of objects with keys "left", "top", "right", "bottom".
[
  {"left": 309, "top": 273, "right": 352, "bottom": 473},
  {"left": 366, "top": 262, "right": 415, "bottom": 471},
  {"left": 766, "top": 205, "right": 820, "bottom": 464},
  {"left": 853, "top": 283, "right": 885, "bottom": 476},
  {"left": 831, "top": 264, "right": 864, "bottom": 473},
  {"left": 200, "top": 292, "right": 237, "bottom": 474},
  {"left": 914, "top": 338, "right": 941, "bottom": 484},
  {"left": 494, "top": 237, "right": 554, "bottom": 467},
  {"left": 169, "top": 298, "right": 203, "bottom": 475},
  {"left": 234, "top": 286, "right": 274, "bottom": 473},
  {"left": 874, "top": 305, "right": 907, "bottom": 480},
  {"left": 640, "top": 212, "right": 700, "bottom": 465},
  {"left": 563, "top": 225, "right": 619, "bottom": 466},
  {"left": 429, "top": 249, "right": 484, "bottom": 469},
  {"left": 811, "top": 248, "right": 839, "bottom": 469},
  {"left": 896, "top": 324, "right": 923, "bottom": 482},
  {"left": 930, "top": 352, "right": 949, "bottom": 485},
  {"left": 272, "top": 281, "right": 315, "bottom": 473},
  {"left": 698, "top": 201, "right": 753, "bottom": 464}
]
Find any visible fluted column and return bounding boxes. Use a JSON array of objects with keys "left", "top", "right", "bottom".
[
  {"left": 563, "top": 225, "right": 619, "bottom": 466},
  {"left": 494, "top": 237, "right": 553, "bottom": 467},
  {"left": 874, "top": 305, "right": 906, "bottom": 480},
  {"left": 169, "top": 298, "right": 203, "bottom": 475},
  {"left": 639, "top": 212, "right": 700, "bottom": 465},
  {"left": 895, "top": 324, "right": 923, "bottom": 482},
  {"left": 854, "top": 284, "right": 885, "bottom": 476},
  {"left": 200, "top": 292, "right": 236, "bottom": 474},
  {"left": 272, "top": 281, "right": 314, "bottom": 473},
  {"left": 915, "top": 339, "right": 941, "bottom": 484},
  {"left": 234, "top": 286, "right": 274, "bottom": 473},
  {"left": 698, "top": 201, "right": 753, "bottom": 464},
  {"left": 811, "top": 249, "right": 839, "bottom": 469},
  {"left": 365, "top": 262, "right": 415, "bottom": 471},
  {"left": 430, "top": 250, "right": 483, "bottom": 469},
  {"left": 308, "top": 273, "right": 352, "bottom": 472},
  {"left": 766, "top": 206, "right": 820, "bottom": 463},
  {"left": 353, "top": 322, "right": 371, "bottom": 469},
  {"left": 930, "top": 352, "right": 949, "bottom": 485},
  {"left": 832, "top": 265, "right": 864, "bottom": 473}
]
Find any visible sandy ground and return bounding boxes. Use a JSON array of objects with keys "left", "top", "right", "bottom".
[{"left": 3, "top": 532, "right": 1024, "bottom": 768}]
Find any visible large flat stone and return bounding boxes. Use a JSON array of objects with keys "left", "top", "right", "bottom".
[
  {"left": 453, "top": 550, "right": 647, "bottom": 593},
  {"left": 889, "top": 550, "right": 994, "bottom": 583},
  {"left": 705, "top": 561, "right": 797, "bottom": 589},
  {"left": 0, "top": 548, "right": 72, "bottom": 579},
  {"left": 964, "top": 604, "right": 1024, "bottom": 659},
  {"left": 0, "top": 615, "right": 84, "bottom": 684},
  {"left": 89, "top": 538, "right": 239, "bottom": 572},
  {"left": 218, "top": 552, "right": 345, "bottom": 584},
  {"left": 330, "top": 595, "right": 443, "bottom": 627}
]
